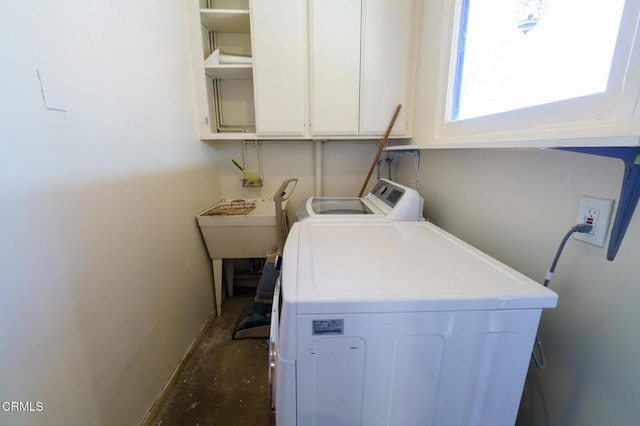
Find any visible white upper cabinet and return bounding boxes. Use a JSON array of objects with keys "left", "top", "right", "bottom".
[
  {"left": 250, "top": 0, "right": 307, "bottom": 137},
  {"left": 186, "top": 0, "right": 417, "bottom": 140},
  {"left": 309, "top": 0, "right": 416, "bottom": 137},
  {"left": 359, "top": 0, "right": 414, "bottom": 136},
  {"left": 309, "top": 0, "right": 362, "bottom": 135}
]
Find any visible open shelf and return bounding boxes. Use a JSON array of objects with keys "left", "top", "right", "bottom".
[
  {"left": 200, "top": 9, "right": 250, "bottom": 33},
  {"left": 188, "top": 4, "right": 255, "bottom": 138}
]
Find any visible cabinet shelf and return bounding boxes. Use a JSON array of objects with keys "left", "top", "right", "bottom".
[
  {"left": 205, "top": 64, "right": 252, "bottom": 80},
  {"left": 200, "top": 9, "right": 250, "bottom": 33},
  {"left": 204, "top": 49, "right": 252, "bottom": 80},
  {"left": 200, "top": 132, "right": 257, "bottom": 140}
]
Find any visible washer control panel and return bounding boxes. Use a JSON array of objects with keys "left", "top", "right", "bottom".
[{"left": 370, "top": 180, "right": 406, "bottom": 208}]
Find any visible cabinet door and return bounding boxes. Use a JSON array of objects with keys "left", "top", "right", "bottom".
[
  {"left": 309, "top": 0, "right": 361, "bottom": 136},
  {"left": 359, "top": 0, "right": 414, "bottom": 136},
  {"left": 250, "top": 0, "right": 307, "bottom": 137}
]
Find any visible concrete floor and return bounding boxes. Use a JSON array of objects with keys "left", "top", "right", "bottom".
[
  {"left": 154, "top": 287, "right": 270, "bottom": 426},
  {"left": 150, "top": 285, "right": 538, "bottom": 425}
]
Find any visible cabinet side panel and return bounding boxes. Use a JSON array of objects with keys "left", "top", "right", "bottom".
[
  {"left": 309, "top": 0, "right": 361, "bottom": 135},
  {"left": 186, "top": 0, "right": 213, "bottom": 137},
  {"left": 360, "top": 0, "right": 414, "bottom": 135},
  {"left": 251, "top": 0, "right": 307, "bottom": 136}
]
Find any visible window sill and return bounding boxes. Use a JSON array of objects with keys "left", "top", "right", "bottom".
[{"left": 386, "top": 135, "right": 640, "bottom": 152}]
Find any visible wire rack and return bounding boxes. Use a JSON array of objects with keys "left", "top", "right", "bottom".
[{"left": 202, "top": 200, "right": 256, "bottom": 216}]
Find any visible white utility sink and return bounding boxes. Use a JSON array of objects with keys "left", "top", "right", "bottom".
[{"left": 197, "top": 198, "right": 287, "bottom": 316}]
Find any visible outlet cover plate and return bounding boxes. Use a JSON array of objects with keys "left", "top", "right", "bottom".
[{"left": 574, "top": 196, "right": 615, "bottom": 247}]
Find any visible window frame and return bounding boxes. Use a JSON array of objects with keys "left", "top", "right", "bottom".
[{"left": 430, "top": 0, "right": 640, "bottom": 145}]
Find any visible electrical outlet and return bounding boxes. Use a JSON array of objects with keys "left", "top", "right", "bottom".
[{"left": 574, "top": 196, "right": 615, "bottom": 247}]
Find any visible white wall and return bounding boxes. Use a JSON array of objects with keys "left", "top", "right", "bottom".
[
  {"left": 211, "top": 140, "right": 381, "bottom": 213},
  {"left": 395, "top": 147, "right": 640, "bottom": 425},
  {"left": 0, "top": 1, "right": 221, "bottom": 425},
  {"left": 404, "top": 3, "right": 640, "bottom": 422}
]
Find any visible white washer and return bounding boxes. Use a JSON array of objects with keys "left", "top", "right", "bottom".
[
  {"left": 295, "top": 178, "right": 424, "bottom": 222},
  {"left": 270, "top": 220, "right": 557, "bottom": 426}
]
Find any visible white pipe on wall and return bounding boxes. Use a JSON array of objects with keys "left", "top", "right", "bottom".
[{"left": 314, "top": 140, "right": 323, "bottom": 196}]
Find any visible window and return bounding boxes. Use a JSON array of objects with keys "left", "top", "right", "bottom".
[
  {"left": 451, "top": 0, "right": 626, "bottom": 121},
  {"left": 415, "top": 0, "right": 640, "bottom": 145}
]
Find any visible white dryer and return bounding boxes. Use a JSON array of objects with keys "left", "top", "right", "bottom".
[
  {"left": 295, "top": 178, "right": 424, "bottom": 222},
  {"left": 269, "top": 220, "right": 557, "bottom": 426}
]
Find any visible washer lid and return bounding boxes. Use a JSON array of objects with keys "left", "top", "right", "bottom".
[
  {"left": 284, "top": 221, "right": 557, "bottom": 314},
  {"left": 311, "top": 197, "right": 376, "bottom": 214}
]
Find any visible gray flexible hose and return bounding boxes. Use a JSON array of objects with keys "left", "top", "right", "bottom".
[{"left": 533, "top": 223, "right": 593, "bottom": 370}]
